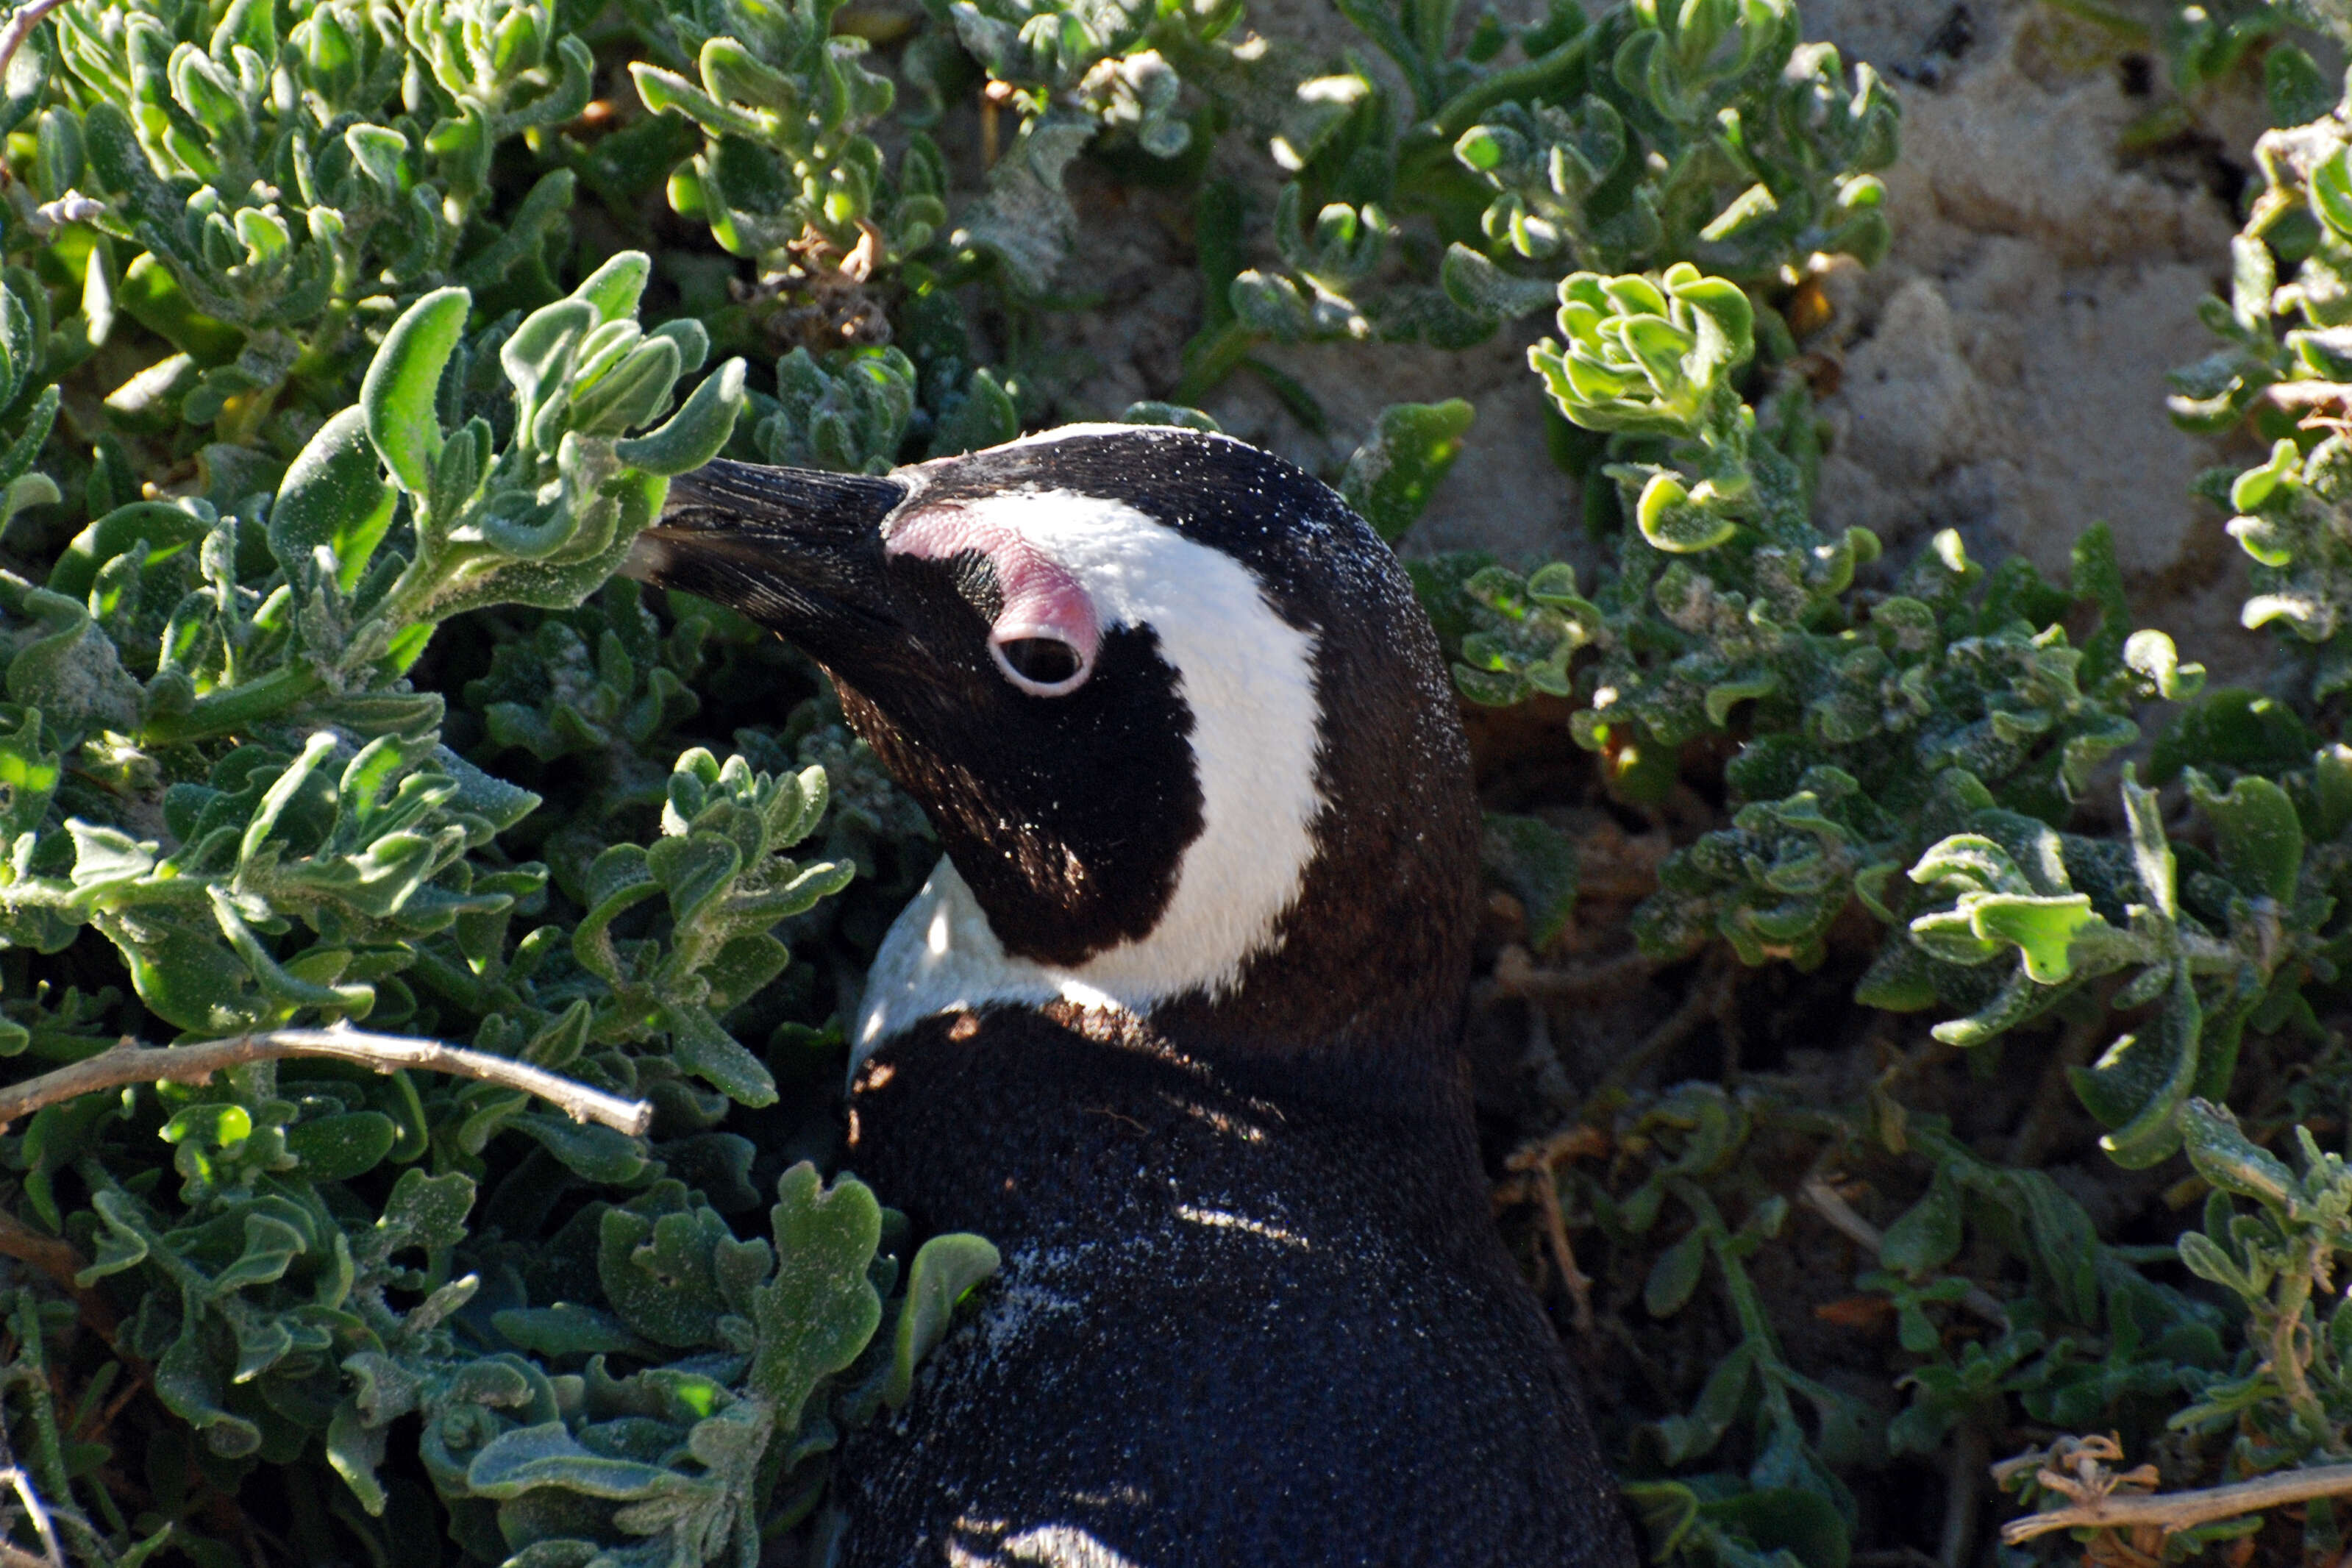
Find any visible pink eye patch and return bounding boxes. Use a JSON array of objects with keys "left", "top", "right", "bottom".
[{"left": 885, "top": 506, "right": 1101, "bottom": 696}]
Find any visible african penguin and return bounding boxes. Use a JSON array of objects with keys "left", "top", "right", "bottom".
[{"left": 625, "top": 426, "right": 1635, "bottom": 1568}]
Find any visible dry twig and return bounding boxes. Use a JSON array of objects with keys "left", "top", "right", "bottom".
[
  {"left": 1505, "top": 1127, "right": 1608, "bottom": 1335},
  {"left": 0, "top": 1024, "right": 652, "bottom": 1136},
  {"left": 2001, "top": 1463, "right": 2352, "bottom": 1543},
  {"left": 0, "top": 1468, "right": 58, "bottom": 1568},
  {"left": 1798, "top": 1176, "right": 2011, "bottom": 1329},
  {"left": 1598, "top": 951, "right": 1733, "bottom": 1094},
  {"left": 0, "top": 1212, "right": 113, "bottom": 1345},
  {"left": 0, "top": 0, "right": 64, "bottom": 86},
  {"left": 0, "top": 1403, "right": 60, "bottom": 1568},
  {"left": 1492, "top": 945, "right": 1659, "bottom": 1003}
]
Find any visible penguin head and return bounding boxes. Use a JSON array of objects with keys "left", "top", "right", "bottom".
[{"left": 627, "top": 425, "right": 1478, "bottom": 1065}]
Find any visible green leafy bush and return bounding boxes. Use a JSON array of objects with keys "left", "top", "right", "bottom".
[{"left": 7, "top": 0, "right": 2352, "bottom": 1555}]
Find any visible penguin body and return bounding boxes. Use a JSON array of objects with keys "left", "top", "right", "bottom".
[{"left": 627, "top": 427, "right": 1633, "bottom": 1568}]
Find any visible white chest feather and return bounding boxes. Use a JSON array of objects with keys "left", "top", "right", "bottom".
[{"left": 853, "top": 486, "right": 1326, "bottom": 1069}]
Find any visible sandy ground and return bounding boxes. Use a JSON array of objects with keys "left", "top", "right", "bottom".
[{"left": 1032, "top": 0, "right": 2284, "bottom": 682}]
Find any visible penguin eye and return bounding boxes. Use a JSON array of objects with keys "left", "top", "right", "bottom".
[{"left": 990, "top": 633, "right": 1091, "bottom": 696}]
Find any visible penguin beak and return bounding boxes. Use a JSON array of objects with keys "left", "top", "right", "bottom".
[{"left": 621, "top": 459, "right": 908, "bottom": 644}]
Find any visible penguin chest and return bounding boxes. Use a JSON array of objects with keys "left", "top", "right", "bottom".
[{"left": 832, "top": 1011, "right": 1633, "bottom": 1568}]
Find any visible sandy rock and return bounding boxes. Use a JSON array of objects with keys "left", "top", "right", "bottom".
[
  {"left": 1816, "top": 248, "right": 2228, "bottom": 582},
  {"left": 1797, "top": 0, "right": 2276, "bottom": 680},
  {"left": 1202, "top": 328, "right": 1581, "bottom": 556},
  {"left": 1031, "top": 0, "right": 2274, "bottom": 679}
]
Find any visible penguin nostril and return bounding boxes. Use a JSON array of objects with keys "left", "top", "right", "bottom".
[{"left": 992, "top": 635, "right": 1088, "bottom": 693}]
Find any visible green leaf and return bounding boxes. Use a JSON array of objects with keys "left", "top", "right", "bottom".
[
  {"left": 156, "top": 1322, "right": 260, "bottom": 1457},
  {"left": 2184, "top": 769, "right": 2302, "bottom": 903},
  {"left": 2179, "top": 1097, "right": 2294, "bottom": 1208},
  {"left": 0, "top": 708, "right": 62, "bottom": 838},
  {"left": 94, "top": 901, "right": 260, "bottom": 1032},
  {"left": 1700, "top": 1487, "right": 1852, "bottom": 1568},
  {"left": 271, "top": 407, "right": 398, "bottom": 592},
  {"left": 2149, "top": 688, "right": 2314, "bottom": 783},
  {"left": 1644, "top": 1226, "right": 1708, "bottom": 1316},
  {"left": 285, "top": 1111, "right": 397, "bottom": 1182},
  {"left": 648, "top": 830, "right": 741, "bottom": 930},
  {"left": 372, "top": 1167, "right": 477, "bottom": 1256},
  {"left": 571, "top": 251, "right": 652, "bottom": 326},
  {"left": 612, "top": 357, "right": 747, "bottom": 476},
  {"left": 2267, "top": 43, "right": 2334, "bottom": 126},
  {"left": 1340, "top": 399, "right": 1475, "bottom": 542},
  {"left": 2177, "top": 1228, "right": 2256, "bottom": 1297},
  {"left": 2314, "top": 145, "right": 2352, "bottom": 241},
  {"left": 2083, "top": 966, "right": 2203, "bottom": 1169},
  {"left": 46, "top": 502, "right": 212, "bottom": 602},
  {"left": 493, "top": 1304, "right": 651, "bottom": 1357},
  {"left": 363, "top": 288, "right": 471, "bottom": 496},
  {"left": 597, "top": 1199, "right": 736, "bottom": 1348},
  {"left": 468, "top": 1423, "right": 685, "bottom": 1500},
  {"left": 513, "top": 1113, "right": 652, "bottom": 1184},
  {"left": 927, "top": 368, "right": 1021, "bottom": 459},
  {"left": 1967, "top": 894, "right": 2099, "bottom": 983},
  {"left": 1482, "top": 813, "right": 1580, "bottom": 949},
  {"left": 749, "top": 1163, "right": 883, "bottom": 1434},
  {"left": 885, "top": 1233, "right": 999, "bottom": 1408},
  {"left": 1878, "top": 1168, "right": 1962, "bottom": 1273},
  {"left": 661, "top": 1002, "right": 777, "bottom": 1108},
  {"left": 1635, "top": 471, "right": 1736, "bottom": 552}
]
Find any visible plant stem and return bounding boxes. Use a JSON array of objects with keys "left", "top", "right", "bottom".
[
  {"left": 2006, "top": 1015, "right": 2101, "bottom": 1166},
  {"left": 1169, "top": 319, "right": 1261, "bottom": 407},
  {"left": 2273, "top": 1231, "right": 2334, "bottom": 1446},
  {"left": 0, "top": 1024, "right": 652, "bottom": 1135},
  {"left": 1941, "top": 1420, "right": 1988, "bottom": 1568},
  {"left": 1426, "top": 32, "right": 1595, "bottom": 142},
  {"left": 137, "top": 663, "right": 325, "bottom": 747},
  {"left": 2034, "top": 0, "right": 2151, "bottom": 43},
  {"left": 1527, "top": 1158, "right": 1596, "bottom": 1333},
  {"left": 1328, "top": 0, "right": 1439, "bottom": 115},
  {"left": 2002, "top": 1462, "right": 2352, "bottom": 1543},
  {"left": 0, "top": 1295, "right": 87, "bottom": 1565},
  {"left": 1598, "top": 948, "right": 1729, "bottom": 1093},
  {"left": 1797, "top": 1176, "right": 2011, "bottom": 1330}
]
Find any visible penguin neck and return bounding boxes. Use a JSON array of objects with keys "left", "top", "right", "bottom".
[{"left": 853, "top": 797, "right": 1480, "bottom": 1105}]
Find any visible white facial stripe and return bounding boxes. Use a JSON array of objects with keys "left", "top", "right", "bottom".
[{"left": 855, "top": 491, "right": 1325, "bottom": 1066}]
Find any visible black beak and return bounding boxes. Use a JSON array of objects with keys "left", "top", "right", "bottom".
[{"left": 623, "top": 459, "right": 908, "bottom": 641}]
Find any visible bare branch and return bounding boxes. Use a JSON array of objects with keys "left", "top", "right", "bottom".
[
  {"left": 0, "top": 1025, "right": 652, "bottom": 1136},
  {"left": 1501, "top": 1127, "right": 1608, "bottom": 1336},
  {"left": 1940, "top": 1422, "right": 1989, "bottom": 1568},
  {"left": 0, "top": 0, "right": 65, "bottom": 87},
  {"left": 0, "top": 1467, "right": 61, "bottom": 1568},
  {"left": 0, "top": 1211, "right": 114, "bottom": 1345},
  {"left": 2000, "top": 1462, "right": 2352, "bottom": 1543},
  {"left": 1799, "top": 1177, "right": 2011, "bottom": 1330},
  {"left": 1492, "top": 945, "right": 1659, "bottom": 1002},
  {"left": 1526, "top": 1161, "right": 1596, "bottom": 1335},
  {"left": 1597, "top": 951, "right": 1728, "bottom": 1094}
]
